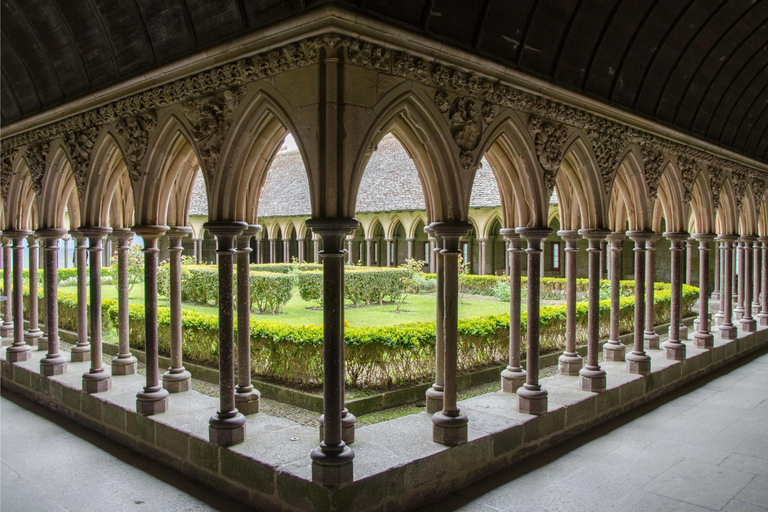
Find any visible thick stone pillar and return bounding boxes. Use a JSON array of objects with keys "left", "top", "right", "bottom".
[
  {"left": 38, "top": 229, "right": 67, "bottom": 376},
  {"left": 477, "top": 238, "right": 488, "bottom": 275},
  {"left": 297, "top": 237, "right": 306, "bottom": 263},
  {"left": 0, "top": 237, "right": 11, "bottom": 339},
  {"left": 204, "top": 221, "right": 247, "bottom": 445},
  {"left": 663, "top": 232, "right": 688, "bottom": 360},
  {"left": 134, "top": 225, "right": 170, "bottom": 415},
  {"left": 425, "top": 228, "right": 444, "bottom": 413},
  {"left": 79, "top": 227, "right": 112, "bottom": 393},
  {"left": 686, "top": 237, "right": 695, "bottom": 285},
  {"left": 406, "top": 238, "right": 414, "bottom": 261},
  {"left": 24, "top": 235, "right": 42, "bottom": 347},
  {"left": 268, "top": 238, "right": 277, "bottom": 263},
  {"left": 365, "top": 238, "right": 373, "bottom": 266},
  {"left": 759, "top": 237, "right": 768, "bottom": 326},
  {"left": 740, "top": 235, "right": 757, "bottom": 332},
  {"left": 110, "top": 229, "right": 137, "bottom": 375},
  {"left": 69, "top": 231, "right": 90, "bottom": 361},
  {"left": 516, "top": 227, "right": 552, "bottom": 414},
  {"left": 556, "top": 230, "right": 582, "bottom": 375},
  {"left": 432, "top": 222, "right": 472, "bottom": 445},
  {"left": 313, "top": 238, "right": 320, "bottom": 262},
  {"left": 307, "top": 218, "right": 357, "bottom": 486},
  {"left": 719, "top": 235, "right": 738, "bottom": 339},
  {"left": 579, "top": 229, "right": 610, "bottom": 392},
  {"left": 5, "top": 231, "right": 31, "bottom": 362},
  {"left": 500, "top": 230, "right": 525, "bottom": 392},
  {"left": 604, "top": 232, "right": 627, "bottom": 360},
  {"left": 712, "top": 240, "right": 720, "bottom": 300},
  {"left": 693, "top": 234, "right": 715, "bottom": 348},
  {"left": 753, "top": 239, "right": 761, "bottom": 314},
  {"left": 735, "top": 240, "right": 746, "bottom": 319},
  {"left": 626, "top": 231, "right": 653, "bottom": 374},
  {"left": 162, "top": 227, "right": 193, "bottom": 392},
  {"left": 235, "top": 225, "right": 262, "bottom": 415}
]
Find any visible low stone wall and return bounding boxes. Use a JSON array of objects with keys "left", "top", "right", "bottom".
[{"left": 3, "top": 327, "right": 766, "bottom": 512}]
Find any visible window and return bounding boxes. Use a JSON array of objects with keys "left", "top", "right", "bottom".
[
  {"left": 424, "top": 241, "right": 430, "bottom": 264},
  {"left": 551, "top": 241, "right": 561, "bottom": 271}
]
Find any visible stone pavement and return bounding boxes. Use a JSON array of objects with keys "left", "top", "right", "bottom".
[
  {"left": 0, "top": 390, "right": 253, "bottom": 512},
  {"left": 417, "top": 349, "right": 768, "bottom": 512}
]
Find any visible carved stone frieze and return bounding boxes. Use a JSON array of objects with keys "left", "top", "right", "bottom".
[
  {"left": 26, "top": 143, "right": 49, "bottom": 194},
  {"left": 64, "top": 128, "right": 99, "bottom": 196},
  {"left": 751, "top": 176, "right": 767, "bottom": 207},
  {"left": 0, "top": 151, "right": 14, "bottom": 200},
  {"left": 678, "top": 156, "right": 700, "bottom": 203},
  {"left": 114, "top": 112, "right": 157, "bottom": 182},
  {"left": 733, "top": 171, "right": 748, "bottom": 211},
  {"left": 529, "top": 116, "right": 568, "bottom": 191},
  {"left": 641, "top": 147, "right": 665, "bottom": 201},
  {"left": 709, "top": 166, "right": 725, "bottom": 211},
  {"left": 587, "top": 122, "right": 626, "bottom": 194},
  {"left": 182, "top": 87, "right": 245, "bottom": 173}
]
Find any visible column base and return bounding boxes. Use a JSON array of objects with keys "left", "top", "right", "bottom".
[
  {"left": 558, "top": 353, "right": 583, "bottom": 376},
  {"left": 37, "top": 336, "right": 48, "bottom": 352},
  {"left": 235, "top": 388, "right": 261, "bottom": 415},
  {"left": 714, "top": 312, "right": 724, "bottom": 326},
  {"left": 719, "top": 324, "right": 738, "bottom": 339},
  {"left": 740, "top": 318, "right": 757, "bottom": 333},
  {"left": 0, "top": 324, "right": 13, "bottom": 339},
  {"left": 602, "top": 341, "right": 626, "bottom": 361},
  {"left": 209, "top": 412, "right": 246, "bottom": 446},
  {"left": 645, "top": 331, "right": 661, "bottom": 350},
  {"left": 310, "top": 445, "right": 354, "bottom": 486},
  {"left": 162, "top": 370, "right": 191, "bottom": 393},
  {"left": 500, "top": 368, "right": 526, "bottom": 393},
  {"left": 679, "top": 324, "right": 689, "bottom": 340},
  {"left": 758, "top": 313, "right": 768, "bottom": 326},
  {"left": 71, "top": 345, "right": 90, "bottom": 362},
  {"left": 627, "top": 352, "right": 651, "bottom": 375},
  {"left": 579, "top": 368, "right": 607, "bottom": 393},
  {"left": 111, "top": 356, "right": 138, "bottom": 375},
  {"left": 40, "top": 355, "right": 67, "bottom": 376},
  {"left": 753, "top": 303, "right": 761, "bottom": 315},
  {"left": 693, "top": 332, "right": 714, "bottom": 349},
  {"left": 136, "top": 388, "right": 170, "bottom": 416},
  {"left": 663, "top": 341, "right": 686, "bottom": 360},
  {"left": 23, "top": 330, "right": 42, "bottom": 344},
  {"left": 425, "top": 385, "right": 444, "bottom": 414},
  {"left": 82, "top": 371, "right": 112, "bottom": 393},
  {"left": 733, "top": 308, "right": 745, "bottom": 320},
  {"left": 319, "top": 414, "right": 356, "bottom": 445},
  {"left": 1, "top": 336, "right": 11, "bottom": 347},
  {"left": 6, "top": 345, "right": 31, "bottom": 362},
  {"left": 432, "top": 412, "right": 468, "bottom": 446},
  {"left": 710, "top": 292, "right": 720, "bottom": 301},
  {"left": 517, "top": 386, "right": 548, "bottom": 415}
]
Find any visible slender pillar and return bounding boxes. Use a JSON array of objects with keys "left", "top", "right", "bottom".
[
  {"left": 0, "top": 237, "right": 11, "bottom": 339},
  {"left": 579, "top": 229, "right": 610, "bottom": 392},
  {"left": 281, "top": 238, "right": 290, "bottom": 263},
  {"left": 38, "top": 229, "right": 67, "bottom": 376},
  {"left": 69, "top": 231, "right": 90, "bottom": 361},
  {"left": 24, "top": 235, "right": 43, "bottom": 346},
  {"left": 313, "top": 238, "right": 320, "bottom": 262},
  {"left": 758, "top": 237, "right": 768, "bottom": 326},
  {"left": 719, "top": 235, "right": 738, "bottom": 339},
  {"left": 5, "top": 231, "right": 32, "bottom": 362},
  {"left": 39, "top": 242, "right": 48, "bottom": 352},
  {"left": 235, "top": 225, "right": 262, "bottom": 414},
  {"left": 346, "top": 237, "right": 354, "bottom": 265},
  {"left": 604, "top": 232, "right": 627, "bottom": 360},
  {"left": 429, "top": 238, "right": 436, "bottom": 273},
  {"left": 556, "top": 230, "right": 582, "bottom": 375},
  {"left": 753, "top": 239, "right": 761, "bottom": 314},
  {"left": 110, "top": 229, "right": 138, "bottom": 375},
  {"left": 62, "top": 236, "right": 70, "bottom": 269},
  {"left": 477, "top": 238, "right": 488, "bottom": 275},
  {"left": 256, "top": 238, "right": 263, "bottom": 264},
  {"left": 79, "top": 227, "right": 112, "bottom": 393},
  {"left": 740, "top": 235, "right": 757, "bottom": 332},
  {"left": 735, "top": 240, "right": 746, "bottom": 319},
  {"left": 662, "top": 232, "right": 688, "bottom": 360},
  {"left": 432, "top": 222, "right": 472, "bottom": 445},
  {"left": 599, "top": 239, "right": 607, "bottom": 280},
  {"left": 307, "top": 218, "right": 357, "bottom": 485},
  {"left": 192, "top": 238, "right": 202, "bottom": 264},
  {"left": 693, "top": 234, "right": 715, "bottom": 348},
  {"left": 268, "top": 238, "right": 277, "bottom": 263},
  {"left": 505, "top": 240, "right": 511, "bottom": 276},
  {"left": 133, "top": 225, "right": 170, "bottom": 415},
  {"left": 500, "top": 230, "right": 525, "bottom": 392},
  {"left": 297, "top": 237, "right": 306, "bottom": 263},
  {"left": 425, "top": 227, "right": 445, "bottom": 413},
  {"left": 384, "top": 238, "right": 394, "bottom": 267},
  {"left": 162, "top": 227, "right": 193, "bottom": 392},
  {"left": 712, "top": 240, "right": 720, "bottom": 300},
  {"left": 406, "top": 238, "right": 415, "bottom": 261},
  {"left": 714, "top": 240, "right": 725, "bottom": 326},
  {"left": 626, "top": 231, "right": 653, "bottom": 375},
  {"left": 516, "top": 227, "right": 552, "bottom": 414},
  {"left": 686, "top": 237, "right": 695, "bottom": 285},
  {"left": 644, "top": 234, "right": 661, "bottom": 349},
  {"left": 365, "top": 238, "right": 373, "bottom": 266}
]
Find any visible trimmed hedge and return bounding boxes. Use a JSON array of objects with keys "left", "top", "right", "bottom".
[{"left": 297, "top": 267, "right": 411, "bottom": 306}]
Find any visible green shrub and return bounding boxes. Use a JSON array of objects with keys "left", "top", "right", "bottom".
[{"left": 297, "top": 267, "right": 411, "bottom": 307}]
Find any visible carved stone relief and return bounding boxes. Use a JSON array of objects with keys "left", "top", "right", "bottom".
[
  {"left": 641, "top": 147, "right": 665, "bottom": 202},
  {"left": 64, "top": 128, "right": 99, "bottom": 196},
  {"left": 114, "top": 112, "right": 157, "bottom": 182},
  {"left": 529, "top": 116, "right": 568, "bottom": 192},
  {"left": 182, "top": 87, "right": 245, "bottom": 173}
]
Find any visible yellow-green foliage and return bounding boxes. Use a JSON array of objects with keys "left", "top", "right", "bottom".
[{"left": 298, "top": 267, "right": 411, "bottom": 306}]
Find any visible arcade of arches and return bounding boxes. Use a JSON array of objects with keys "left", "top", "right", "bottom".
[{"left": 2, "top": 8, "right": 768, "bottom": 508}]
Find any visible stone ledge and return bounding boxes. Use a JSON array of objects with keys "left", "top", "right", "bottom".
[{"left": 2, "top": 324, "right": 766, "bottom": 512}]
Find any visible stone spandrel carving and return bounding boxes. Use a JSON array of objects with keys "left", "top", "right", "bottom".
[
  {"left": 678, "top": 155, "right": 700, "bottom": 203},
  {"left": 709, "top": 166, "right": 725, "bottom": 211},
  {"left": 732, "top": 171, "right": 748, "bottom": 211},
  {"left": 641, "top": 147, "right": 665, "bottom": 201},
  {"left": 26, "top": 143, "right": 50, "bottom": 194},
  {"left": 0, "top": 152, "right": 14, "bottom": 200},
  {"left": 433, "top": 89, "right": 498, "bottom": 169},
  {"left": 751, "top": 177, "right": 767, "bottom": 208},
  {"left": 182, "top": 87, "right": 245, "bottom": 174},
  {"left": 115, "top": 112, "right": 157, "bottom": 182},
  {"left": 529, "top": 116, "right": 568, "bottom": 192},
  {"left": 587, "top": 123, "right": 626, "bottom": 194},
  {"left": 64, "top": 127, "right": 99, "bottom": 196}
]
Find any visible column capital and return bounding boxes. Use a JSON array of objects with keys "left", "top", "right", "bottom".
[
  {"left": 305, "top": 218, "right": 358, "bottom": 253},
  {"left": 557, "top": 230, "right": 580, "bottom": 249},
  {"left": 201, "top": 221, "right": 246, "bottom": 238},
  {"left": 759, "top": 236, "right": 768, "bottom": 244},
  {"left": 110, "top": 228, "right": 135, "bottom": 246},
  {"left": 236, "top": 223, "right": 261, "bottom": 241},
  {"left": 35, "top": 228, "right": 66, "bottom": 244},
  {"left": 133, "top": 225, "right": 169, "bottom": 250},
  {"left": 578, "top": 228, "right": 611, "bottom": 241},
  {"left": 476, "top": 237, "right": 489, "bottom": 243},
  {"left": 167, "top": 226, "right": 193, "bottom": 238},
  {"left": 78, "top": 226, "right": 113, "bottom": 240},
  {"left": 432, "top": 221, "right": 473, "bottom": 252},
  {"left": 740, "top": 234, "right": 758, "bottom": 243},
  {"left": 626, "top": 230, "right": 655, "bottom": 243},
  {"left": 499, "top": 228, "right": 519, "bottom": 243},
  {"left": 516, "top": 226, "right": 552, "bottom": 242},
  {"left": 405, "top": 237, "right": 415, "bottom": 242},
  {"left": 384, "top": 238, "right": 394, "bottom": 243},
  {"left": 693, "top": 233, "right": 717, "bottom": 243},
  {"left": 663, "top": 231, "right": 689, "bottom": 245},
  {"left": 3, "top": 229, "right": 32, "bottom": 241}
]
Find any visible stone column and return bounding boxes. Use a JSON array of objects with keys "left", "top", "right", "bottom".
[
  {"left": 79, "top": 227, "right": 112, "bottom": 393},
  {"left": 387, "top": 238, "right": 396, "bottom": 267},
  {"left": 0, "top": 237, "right": 11, "bottom": 339},
  {"left": 297, "top": 237, "right": 306, "bottom": 263},
  {"left": 5, "top": 231, "right": 31, "bottom": 362},
  {"left": 740, "top": 235, "right": 758, "bottom": 332},
  {"left": 719, "top": 235, "right": 738, "bottom": 339},
  {"left": 282, "top": 238, "right": 290, "bottom": 263},
  {"left": 516, "top": 227, "right": 552, "bottom": 414},
  {"left": 39, "top": 240, "right": 48, "bottom": 352},
  {"left": 313, "top": 238, "right": 320, "bottom": 262},
  {"left": 759, "top": 237, "right": 768, "bottom": 326},
  {"left": 505, "top": 240, "right": 511, "bottom": 276},
  {"left": 306, "top": 218, "right": 357, "bottom": 486},
  {"left": 626, "top": 231, "right": 653, "bottom": 374},
  {"left": 346, "top": 237, "right": 354, "bottom": 265},
  {"left": 599, "top": 239, "right": 607, "bottom": 280},
  {"left": 268, "top": 238, "right": 277, "bottom": 263},
  {"left": 426, "top": 228, "right": 444, "bottom": 413},
  {"left": 365, "top": 238, "right": 373, "bottom": 266},
  {"left": 579, "top": 229, "right": 610, "bottom": 392},
  {"left": 70, "top": 231, "right": 90, "bottom": 361},
  {"left": 406, "top": 238, "right": 414, "bottom": 260},
  {"left": 203, "top": 221, "right": 247, "bottom": 445},
  {"left": 110, "top": 229, "right": 138, "bottom": 375},
  {"left": 556, "top": 230, "right": 582, "bottom": 375},
  {"left": 712, "top": 241, "right": 720, "bottom": 300},
  {"left": 644, "top": 234, "right": 661, "bottom": 349},
  {"left": 62, "top": 236, "right": 69, "bottom": 269},
  {"left": 686, "top": 237, "right": 695, "bottom": 285},
  {"left": 604, "top": 232, "right": 627, "bottom": 360},
  {"left": 162, "top": 227, "right": 193, "bottom": 392},
  {"left": 477, "top": 238, "right": 488, "bottom": 275},
  {"left": 23, "top": 235, "right": 42, "bottom": 347},
  {"left": 133, "top": 225, "right": 170, "bottom": 415},
  {"left": 735, "top": 239, "right": 746, "bottom": 319},
  {"left": 753, "top": 239, "right": 761, "bottom": 314},
  {"left": 38, "top": 229, "right": 67, "bottom": 376},
  {"left": 714, "top": 239, "right": 725, "bottom": 326},
  {"left": 235, "top": 225, "right": 262, "bottom": 415},
  {"left": 662, "top": 232, "right": 688, "bottom": 360},
  {"left": 693, "top": 234, "right": 715, "bottom": 348},
  {"left": 432, "top": 222, "right": 472, "bottom": 445},
  {"left": 255, "top": 238, "right": 263, "bottom": 264},
  {"left": 192, "top": 238, "right": 202, "bottom": 264},
  {"left": 501, "top": 230, "right": 525, "bottom": 392},
  {"left": 428, "top": 237, "right": 436, "bottom": 273}
]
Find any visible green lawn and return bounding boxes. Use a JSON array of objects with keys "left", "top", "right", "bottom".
[{"left": 59, "top": 284, "right": 512, "bottom": 327}]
